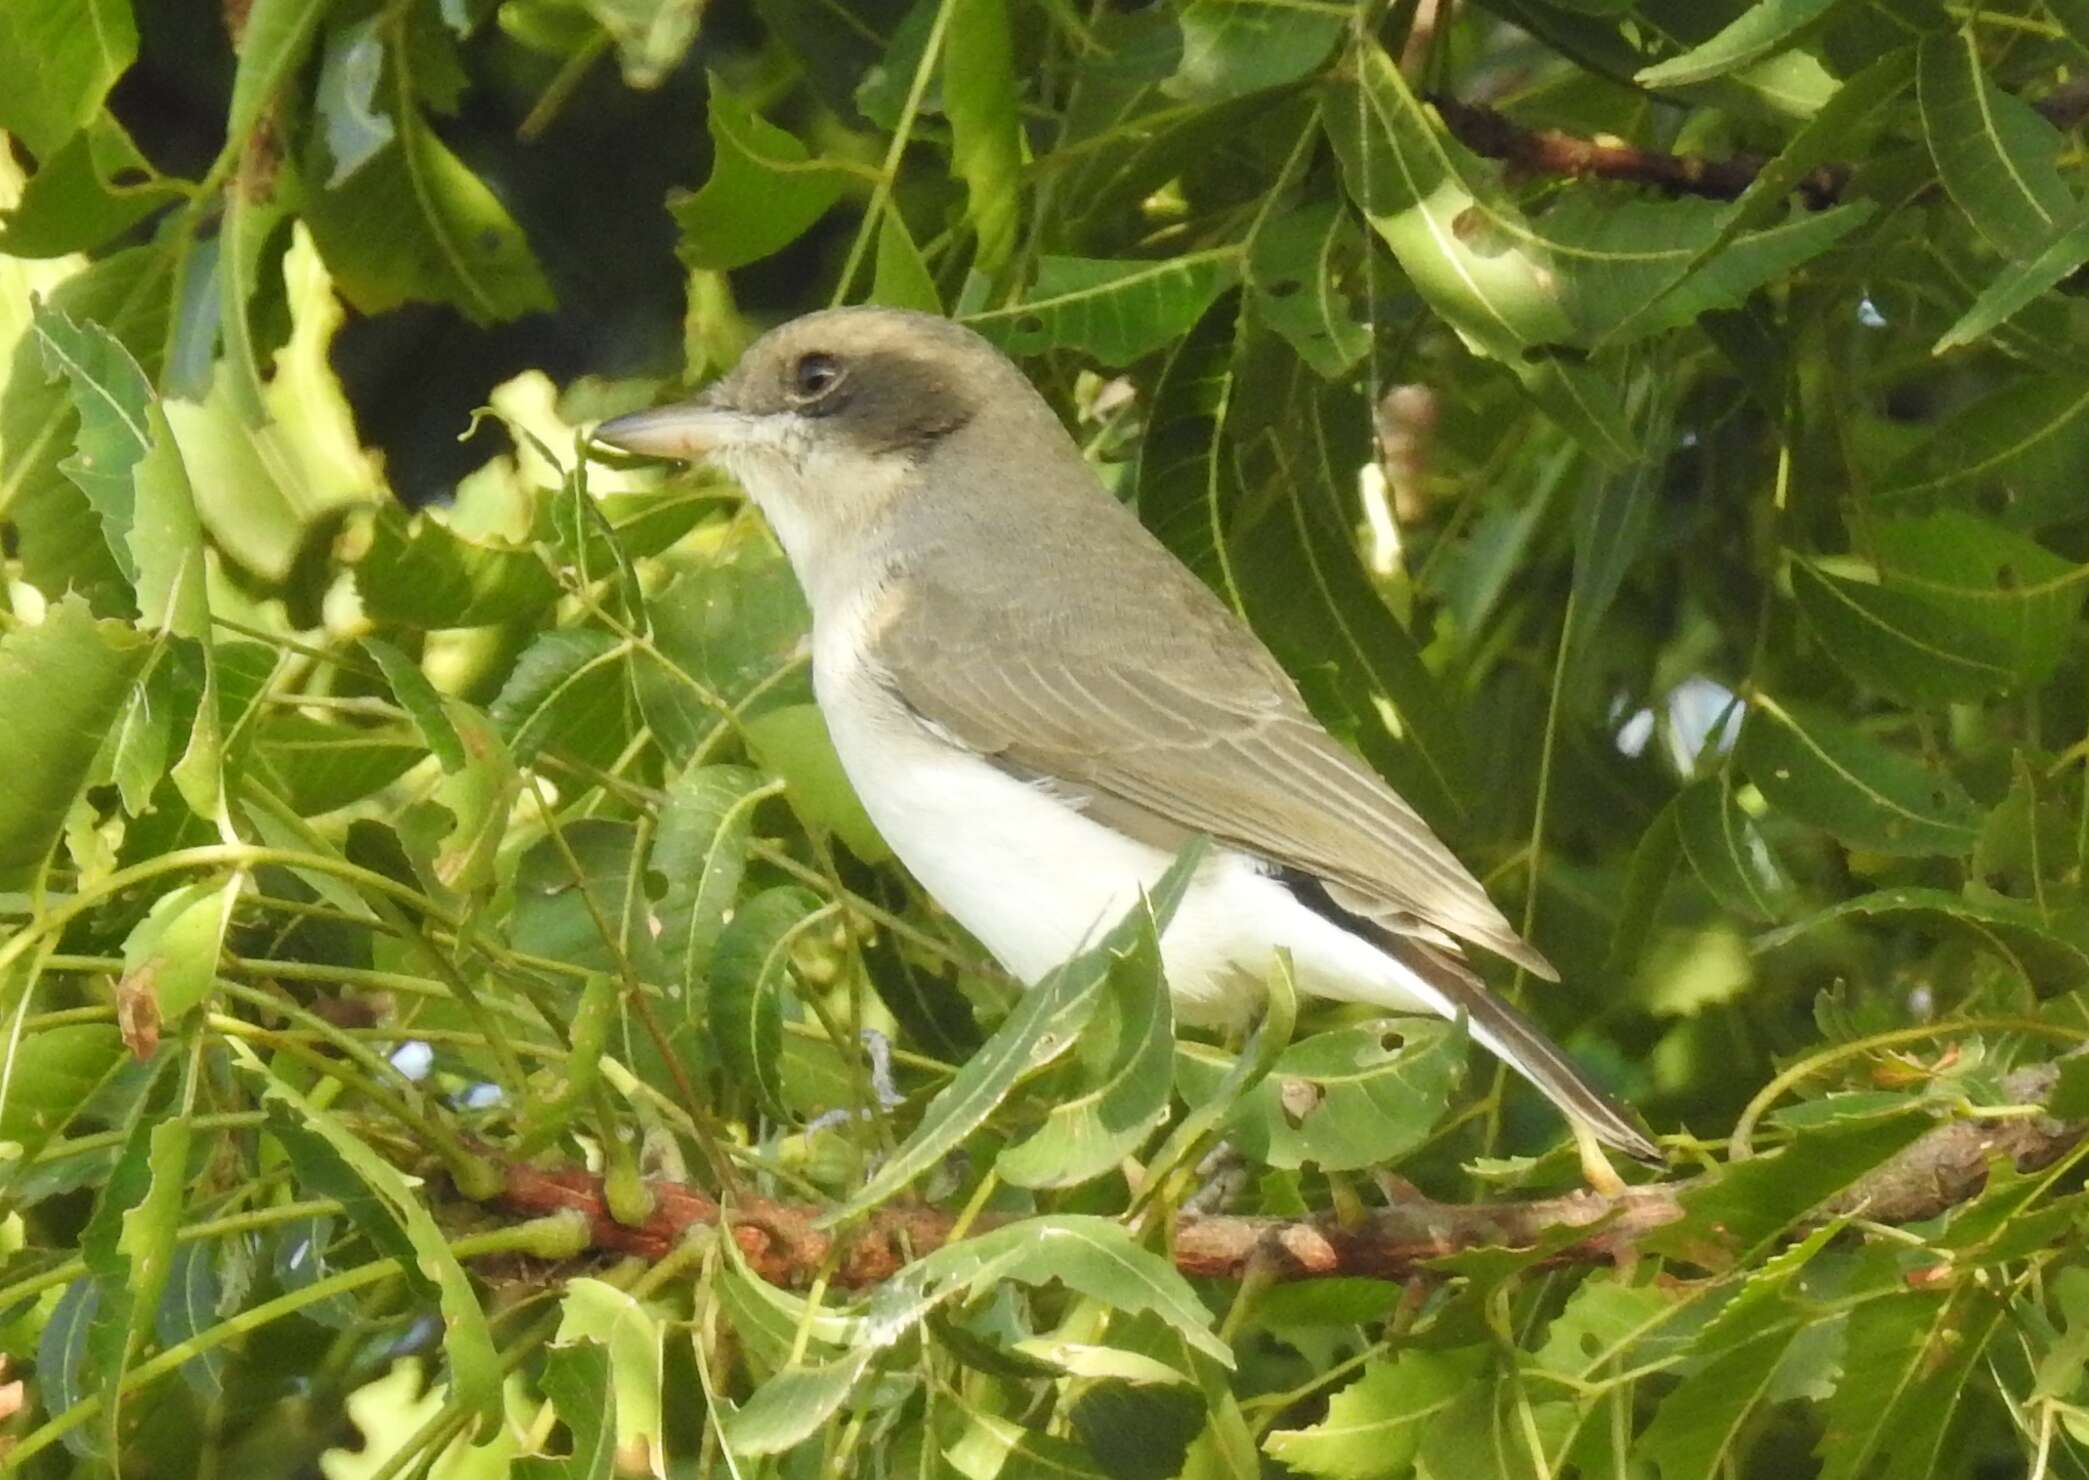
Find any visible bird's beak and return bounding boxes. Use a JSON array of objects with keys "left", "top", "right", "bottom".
[{"left": 593, "top": 396, "right": 751, "bottom": 462}]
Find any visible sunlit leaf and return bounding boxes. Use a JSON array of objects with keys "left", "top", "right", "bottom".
[
  {"left": 1265, "top": 1347, "right": 1482, "bottom": 1479},
  {"left": 944, "top": 0, "right": 1022, "bottom": 273},
  {"left": 966, "top": 251, "right": 1237, "bottom": 365},
  {"left": 672, "top": 76, "right": 857, "bottom": 271},
  {"left": 0, "top": 0, "right": 137, "bottom": 155},
  {"left": 1636, "top": 0, "right": 1843, "bottom": 86}
]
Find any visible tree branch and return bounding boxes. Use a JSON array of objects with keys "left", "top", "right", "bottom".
[
  {"left": 1427, "top": 80, "right": 2089, "bottom": 207},
  {"left": 485, "top": 1059, "right": 2081, "bottom": 1286}
]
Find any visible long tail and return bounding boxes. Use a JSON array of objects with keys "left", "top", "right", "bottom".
[{"left": 1389, "top": 936, "right": 1662, "bottom": 1165}]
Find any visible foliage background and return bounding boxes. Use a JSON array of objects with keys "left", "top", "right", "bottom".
[{"left": 3, "top": 0, "right": 2089, "bottom": 1474}]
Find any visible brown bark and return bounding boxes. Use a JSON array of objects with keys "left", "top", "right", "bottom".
[{"left": 486, "top": 1059, "right": 2080, "bottom": 1287}]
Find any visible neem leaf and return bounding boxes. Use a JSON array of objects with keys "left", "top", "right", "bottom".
[
  {"left": 362, "top": 636, "right": 467, "bottom": 772},
  {"left": 944, "top": 0, "right": 1021, "bottom": 272},
  {"left": 81, "top": 1097, "right": 190, "bottom": 1452},
  {"left": 33, "top": 307, "right": 153, "bottom": 586},
  {"left": 826, "top": 842, "right": 1206, "bottom": 1222},
  {"left": 867, "top": 1215, "right": 1231, "bottom": 1367},
  {"left": 490, "top": 628, "right": 632, "bottom": 768},
  {"left": 118, "top": 877, "right": 236, "bottom": 1035},
  {"left": 347, "top": 505, "right": 563, "bottom": 628},
  {"left": 1265, "top": 1348, "right": 1483, "bottom": 1480},
  {"left": 651, "top": 765, "right": 775, "bottom": 1014},
  {"left": 1871, "top": 372, "right": 2089, "bottom": 526},
  {"left": 1675, "top": 776, "right": 1794, "bottom": 923},
  {"left": 1644, "top": 1110, "right": 1930, "bottom": 1265},
  {"left": 1751, "top": 885, "right": 2089, "bottom": 991},
  {"left": 1636, "top": 0, "right": 1843, "bottom": 87},
  {"left": 965, "top": 251, "right": 1237, "bottom": 365},
  {"left": 238, "top": 1048, "right": 503, "bottom": 1433},
  {"left": 1917, "top": 27, "right": 2079, "bottom": 258},
  {"left": 996, "top": 891, "right": 1175, "bottom": 1188},
  {"left": 1247, "top": 201, "right": 1371, "bottom": 379},
  {"left": 672, "top": 76, "right": 855, "bottom": 271},
  {"left": 1815, "top": 1284, "right": 2006, "bottom": 1480},
  {"left": 1737, "top": 696, "right": 1980, "bottom": 857},
  {"left": 710, "top": 885, "right": 827, "bottom": 1119},
  {"left": 1935, "top": 211, "right": 2089, "bottom": 353},
  {"left": 0, "top": 596, "right": 150, "bottom": 888},
  {"left": 1175, "top": 1019, "right": 1463, "bottom": 1171},
  {"left": 0, "top": 0, "right": 138, "bottom": 155}
]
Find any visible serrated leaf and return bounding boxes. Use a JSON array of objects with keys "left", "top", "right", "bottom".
[
  {"left": 710, "top": 885, "right": 825, "bottom": 1118},
  {"left": 362, "top": 636, "right": 467, "bottom": 773},
  {"left": 34, "top": 307, "right": 152, "bottom": 585},
  {"left": 636, "top": 549, "right": 812, "bottom": 763},
  {"left": 947, "top": 1404, "right": 1111, "bottom": 1478},
  {"left": 867, "top": 1214, "right": 1232, "bottom": 1367},
  {"left": 965, "top": 251, "right": 1238, "bottom": 365},
  {"left": 1176, "top": 1018, "right": 1462, "bottom": 1171},
  {"left": 538, "top": 1278, "right": 665, "bottom": 1478},
  {"left": 0, "top": 597, "right": 150, "bottom": 888},
  {"left": 239, "top": 1050, "right": 503, "bottom": 1433},
  {"left": 1247, "top": 202, "right": 1371, "bottom": 378},
  {"left": 347, "top": 504, "right": 563, "bottom": 627},
  {"left": 1265, "top": 1348, "right": 1482, "bottom": 1480},
  {"left": 651, "top": 765, "right": 773, "bottom": 1015},
  {"left": 489, "top": 628, "right": 632, "bottom": 768},
  {"left": 0, "top": 0, "right": 137, "bottom": 155},
  {"left": 672, "top": 75, "right": 855, "bottom": 271},
  {"left": 1167, "top": 0, "right": 1341, "bottom": 102},
  {"left": 1917, "top": 27, "right": 2079, "bottom": 258},
  {"left": 155, "top": 1239, "right": 230, "bottom": 1402},
  {"left": 1636, "top": 0, "right": 1845, "bottom": 86},
  {"left": 1644, "top": 1109, "right": 1930, "bottom": 1264},
  {"left": 1816, "top": 1284, "right": 2005, "bottom": 1480},
  {"left": 518, "top": 1342, "right": 616, "bottom": 1479},
  {"left": 1935, "top": 210, "right": 2089, "bottom": 352},
  {"left": 722, "top": 1348, "right": 875, "bottom": 1456},
  {"left": 1752, "top": 884, "right": 2089, "bottom": 990},
  {"left": 997, "top": 891, "right": 1175, "bottom": 1188},
  {"left": 1674, "top": 776, "right": 1794, "bottom": 922},
  {"left": 82, "top": 1101, "right": 189, "bottom": 1451},
  {"left": 1737, "top": 696, "right": 1980, "bottom": 857},
  {"left": 1871, "top": 371, "right": 2089, "bottom": 524},
  {"left": 827, "top": 842, "right": 1205, "bottom": 1222},
  {"left": 1136, "top": 290, "right": 1244, "bottom": 608},
  {"left": 303, "top": 27, "right": 553, "bottom": 324}
]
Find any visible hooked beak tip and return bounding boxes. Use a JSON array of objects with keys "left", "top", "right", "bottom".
[{"left": 592, "top": 402, "right": 742, "bottom": 461}]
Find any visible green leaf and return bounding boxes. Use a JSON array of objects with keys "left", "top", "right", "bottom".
[
  {"left": 1916, "top": 27, "right": 2080, "bottom": 258},
  {"left": 1324, "top": 45, "right": 1571, "bottom": 364},
  {"left": 636, "top": 548, "right": 811, "bottom": 762},
  {"left": 534, "top": 1277, "right": 665, "bottom": 1477},
  {"left": 827, "top": 841, "right": 1205, "bottom": 1222},
  {"left": 227, "top": 0, "right": 333, "bottom": 149},
  {"left": 741, "top": 703, "right": 888, "bottom": 861},
  {"left": 1231, "top": 369, "right": 1472, "bottom": 825},
  {"left": 1816, "top": 1284, "right": 2006, "bottom": 1480},
  {"left": 1137, "top": 291, "right": 1244, "bottom": 608},
  {"left": 1643, "top": 1109, "right": 1930, "bottom": 1264},
  {"left": 1934, "top": 211, "right": 2089, "bottom": 352},
  {"left": 870, "top": 209, "right": 941, "bottom": 314},
  {"left": 130, "top": 403, "right": 211, "bottom": 642},
  {"left": 303, "top": 28, "right": 553, "bottom": 324},
  {"left": 154, "top": 1240, "right": 229, "bottom": 1402},
  {"left": 239, "top": 1049, "right": 503, "bottom": 1433},
  {"left": 119, "top": 878, "right": 235, "bottom": 1029},
  {"left": 490, "top": 629, "right": 633, "bottom": 768},
  {"left": 256, "top": 717, "right": 425, "bottom": 813},
  {"left": 1674, "top": 776, "right": 1793, "bottom": 923},
  {"left": 0, "top": 596, "right": 150, "bottom": 888},
  {"left": 946, "top": 1404, "right": 1112, "bottom": 1477},
  {"left": 0, "top": 117, "right": 188, "bottom": 260},
  {"left": 672, "top": 76, "right": 855, "bottom": 271},
  {"left": 1737, "top": 696, "right": 1981, "bottom": 857},
  {"left": 34, "top": 307, "right": 153, "bottom": 586},
  {"left": 965, "top": 251, "right": 1238, "bottom": 365},
  {"left": 362, "top": 637, "right": 467, "bottom": 772},
  {"left": 868, "top": 1214, "right": 1231, "bottom": 1367},
  {"left": 33, "top": 1279, "right": 101, "bottom": 1459},
  {"left": 1265, "top": 1348, "right": 1482, "bottom": 1480},
  {"left": 1639, "top": 1325, "right": 1805, "bottom": 1480},
  {"left": 1167, "top": 0, "right": 1342, "bottom": 102},
  {"left": 711, "top": 885, "right": 826, "bottom": 1118},
  {"left": 1871, "top": 372, "right": 2089, "bottom": 527},
  {"left": 944, "top": 0, "right": 1022, "bottom": 273},
  {"left": 1606, "top": 799, "right": 1683, "bottom": 978},
  {"left": 1793, "top": 561, "right": 2014, "bottom": 706},
  {"left": 348, "top": 505, "right": 563, "bottom": 627},
  {"left": 651, "top": 765, "right": 773, "bottom": 1015},
  {"left": 0, "top": 0, "right": 138, "bottom": 155},
  {"left": 721, "top": 1349, "right": 874, "bottom": 1456},
  {"left": 1247, "top": 202, "right": 1371, "bottom": 379},
  {"left": 1751, "top": 885, "right": 2089, "bottom": 991},
  {"left": 517, "top": 1342, "right": 616, "bottom": 1479},
  {"left": 1175, "top": 1018, "right": 1463, "bottom": 1171},
  {"left": 996, "top": 888, "right": 1175, "bottom": 1188},
  {"left": 81, "top": 1095, "right": 189, "bottom": 1451},
  {"left": 1566, "top": 402, "right": 1665, "bottom": 674},
  {"left": 1636, "top": 0, "right": 1845, "bottom": 86}
]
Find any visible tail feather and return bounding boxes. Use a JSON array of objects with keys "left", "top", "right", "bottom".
[{"left": 1391, "top": 938, "right": 1662, "bottom": 1165}]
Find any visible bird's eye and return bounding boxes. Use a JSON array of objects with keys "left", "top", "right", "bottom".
[{"left": 791, "top": 352, "right": 843, "bottom": 400}]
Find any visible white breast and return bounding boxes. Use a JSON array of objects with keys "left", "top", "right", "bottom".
[{"left": 811, "top": 592, "right": 1442, "bottom": 1028}]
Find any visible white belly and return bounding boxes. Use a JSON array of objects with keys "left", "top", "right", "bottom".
[{"left": 816, "top": 653, "right": 1439, "bottom": 1027}]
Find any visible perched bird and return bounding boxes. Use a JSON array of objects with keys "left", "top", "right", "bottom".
[{"left": 595, "top": 308, "right": 1659, "bottom": 1179}]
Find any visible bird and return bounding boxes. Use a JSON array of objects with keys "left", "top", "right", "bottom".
[{"left": 594, "top": 307, "right": 1660, "bottom": 1182}]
